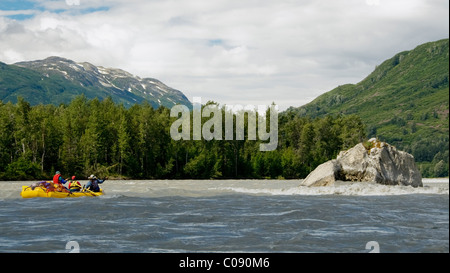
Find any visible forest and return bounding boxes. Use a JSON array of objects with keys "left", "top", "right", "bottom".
[{"left": 1, "top": 95, "right": 368, "bottom": 180}]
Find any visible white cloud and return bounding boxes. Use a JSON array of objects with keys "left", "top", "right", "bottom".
[
  {"left": 0, "top": 0, "right": 448, "bottom": 110},
  {"left": 0, "top": 9, "right": 35, "bottom": 17}
]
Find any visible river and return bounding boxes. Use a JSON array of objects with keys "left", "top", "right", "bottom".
[{"left": 0, "top": 179, "right": 448, "bottom": 253}]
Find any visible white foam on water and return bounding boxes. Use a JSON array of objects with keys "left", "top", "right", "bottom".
[
  {"left": 214, "top": 180, "right": 449, "bottom": 196},
  {"left": 1, "top": 178, "right": 448, "bottom": 199}
]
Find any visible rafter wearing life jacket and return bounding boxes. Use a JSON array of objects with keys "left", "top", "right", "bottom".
[
  {"left": 85, "top": 174, "right": 105, "bottom": 192},
  {"left": 68, "top": 176, "right": 82, "bottom": 192},
  {"left": 53, "top": 171, "right": 67, "bottom": 185}
]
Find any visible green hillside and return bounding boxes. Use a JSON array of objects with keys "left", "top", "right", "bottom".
[{"left": 287, "top": 39, "right": 449, "bottom": 177}]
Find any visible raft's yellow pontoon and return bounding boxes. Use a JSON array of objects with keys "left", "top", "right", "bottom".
[{"left": 21, "top": 185, "right": 104, "bottom": 198}]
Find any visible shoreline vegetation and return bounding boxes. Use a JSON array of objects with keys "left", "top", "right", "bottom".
[
  {"left": 0, "top": 95, "right": 365, "bottom": 181},
  {"left": 1, "top": 96, "right": 448, "bottom": 181}
]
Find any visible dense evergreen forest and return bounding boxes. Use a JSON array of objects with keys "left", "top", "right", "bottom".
[{"left": 1, "top": 95, "right": 370, "bottom": 180}]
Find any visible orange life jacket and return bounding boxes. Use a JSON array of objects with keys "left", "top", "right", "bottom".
[{"left": 53, "top": 173, "right": 61, "bottom": 184}]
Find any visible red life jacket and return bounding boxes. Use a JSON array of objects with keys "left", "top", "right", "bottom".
[{"left": 53, "top": 173, "right": 61, "bottom": 184}]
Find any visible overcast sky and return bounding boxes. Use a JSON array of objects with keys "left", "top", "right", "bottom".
[{"left": 0, "top": 0, "right": 448, "bottom": 110}]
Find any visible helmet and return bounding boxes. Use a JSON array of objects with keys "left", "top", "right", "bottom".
[{"left": 72, "top": 176, "right": 76, "bottom": 180}]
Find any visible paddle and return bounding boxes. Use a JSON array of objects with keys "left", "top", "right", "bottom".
[
  {"left": 81, "top": 185, "right": 98, "bottom": 197},
  {"left": 84, "top": 188, "right": 98, "bottom": 197}
]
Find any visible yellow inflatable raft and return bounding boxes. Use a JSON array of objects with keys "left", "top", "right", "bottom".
[{"left": 21, "top": 185, "right": 104, "bottom": 198}]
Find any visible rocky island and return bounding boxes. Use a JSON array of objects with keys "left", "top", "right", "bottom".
[{"left": 301, "top": 138, "right": 423, "bottom": 187}]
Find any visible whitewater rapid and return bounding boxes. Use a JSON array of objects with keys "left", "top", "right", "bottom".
[{"left": 1, "top": 178, "right": 448, "bottom": 199}]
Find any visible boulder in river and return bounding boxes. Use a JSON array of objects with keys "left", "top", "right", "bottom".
[
  {"left": 300, "top": 160, "right": 341, "bottom": 187},
  {"left": 301, "top": 138, "right": 423, "bottom": 187}
]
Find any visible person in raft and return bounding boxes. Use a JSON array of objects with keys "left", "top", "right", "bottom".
[
  {"left": 53, "top": 171, "right": 68, "bottom": 185},
  {"left": 68, "top": 176, "right": 82, "bottom": 192},
  {"left": 85, "top": 174, "right": 106, "bottom": 192},
  {"left": 52, "top": 171, "right": 69, "bottom": 192}
]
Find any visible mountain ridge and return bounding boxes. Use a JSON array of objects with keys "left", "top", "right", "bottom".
[
  {"left": 286, "top": 38, "right": 449, "bottom": 177},
  {"left": 0, "top": 56, "right": 191, "bottom": 109}
]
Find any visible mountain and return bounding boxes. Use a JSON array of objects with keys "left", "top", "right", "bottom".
[
  {"left": 286, "top": 38, "right": 449, "bottom": 177},
  {"left": 0, "top": 56, "right": 191, "bottom": 109}
]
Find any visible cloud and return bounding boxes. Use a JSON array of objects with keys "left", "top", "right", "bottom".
[
  {"left": 0, "top": 0, "right": 448, "bottom": 110},
  {"left": 0, "top": 9, "right": 36, "bottom": 16}
]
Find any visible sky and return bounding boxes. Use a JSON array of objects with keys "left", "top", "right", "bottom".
[{"left": 0, "top": 0, "right": 448, "bottom": 111}]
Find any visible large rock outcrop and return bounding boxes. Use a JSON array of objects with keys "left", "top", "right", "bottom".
[{"left": 301, "top": 138, "right": 423, "bottom": 187}]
